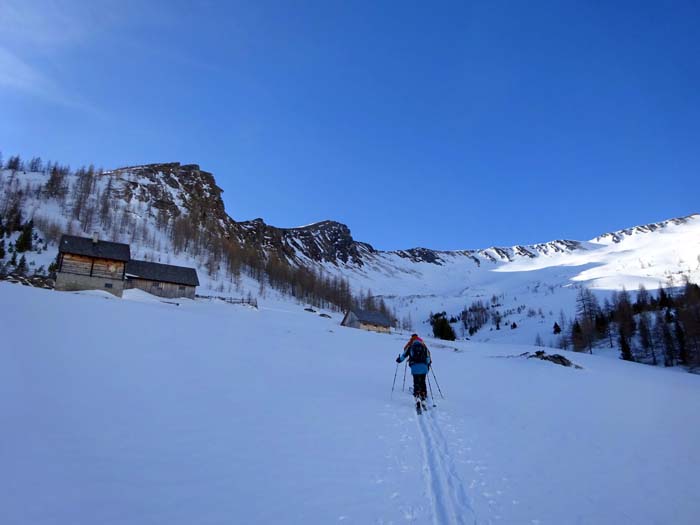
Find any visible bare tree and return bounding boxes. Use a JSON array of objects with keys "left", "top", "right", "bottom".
[
  {"left": 99, "top": 177, "right": 114, "bottom": 229},
  {"left": 28, "top": 157, "right": 43, "bottom": 172},
  {"left": 576, "top": 287, "right": 600, "bottom": 353}
]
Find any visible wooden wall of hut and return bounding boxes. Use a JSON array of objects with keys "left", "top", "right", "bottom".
[
  {"left": 60, "top": 254, "right": 125, "bottom": 280},
  {"left": 126, "top": 278, "right": 196, "bottom": 299}
]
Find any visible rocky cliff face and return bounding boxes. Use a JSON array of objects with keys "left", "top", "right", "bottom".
[
  {"left": 235, "top": 219, "right": 374, "bottom": 265},
  {"left": 102, "top": 163, "right": 374, "bottom": 266},
  {"left": 98, "top": 163, "right": 698, "bottom": 272},
  {"left": 105, "top": 163, "right": 232, "bottom": 232}
]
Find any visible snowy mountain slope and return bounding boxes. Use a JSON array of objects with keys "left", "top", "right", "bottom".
[
  {"left": 320, "top": 214, "right": 700, "bottom": 345},
  {"left": 2, "top": 161, "right": 698, "bottom": 347},
  {"left": 332, "top": 214, "right": 700, "bottom": 295},
  {"left": 0, "top": 164, "right": 267, "bottom": 297},
  {"left": 2, "top": 282, "right": 699, "bottom": 524}
]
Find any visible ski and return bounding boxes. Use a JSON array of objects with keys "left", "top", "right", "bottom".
[{"left": 415, "top": 399, "right": 422, "bottom": 415}]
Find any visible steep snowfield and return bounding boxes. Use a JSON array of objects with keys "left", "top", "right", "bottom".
[
  {"left": 337, "top": 215, "right": 700, "bottom": 296},
  {"left": 2, "top": 283, "right": 699, "bottom": 524},
  {"left": 333, "top": 215, "right": 700, "bottom": 344}
]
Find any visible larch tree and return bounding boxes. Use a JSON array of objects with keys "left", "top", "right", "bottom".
[
  {"left": 638, "top": 312, "right": 658, "bottom": 365},
  {"left": 575, "top": 287, "right": 599, "bottom": 353},
  {"left": 654, "top": 310, "right": 675, "bottom": 367}
]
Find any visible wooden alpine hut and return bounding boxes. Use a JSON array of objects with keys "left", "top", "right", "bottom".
[
  {"left": 55, "top": 233, "right": 130, "bottom": 297},
  {"left": 341, "top": 308, "right": 392, "bottom": 334},
  {"left": 125, "top": 259, "right": 199, "bottom": 299}
]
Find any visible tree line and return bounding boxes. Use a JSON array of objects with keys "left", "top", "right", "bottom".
[
  {"left": 0, "top": 216, "right": 50, "bottom": 276},
  {"left": 563, "top": 283, "right": 700, "bottom": 372},
  {"left": 0, "top": 151, "right": 394, "bottom": 316}
]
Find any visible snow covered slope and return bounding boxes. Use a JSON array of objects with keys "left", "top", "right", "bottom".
[
  {"left": 2, "top": 283, "right": 699, "bottom": 524},
  {"left": 2, "top": 162, "right": 698, "bottom": 347},
  {"left": 326, "top": 215, "right": 700, "bottom": 344}
]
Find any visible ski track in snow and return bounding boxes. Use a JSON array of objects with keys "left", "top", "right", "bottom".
[{"left": 416, "top": 408, "right": 478, "bottom": 525}]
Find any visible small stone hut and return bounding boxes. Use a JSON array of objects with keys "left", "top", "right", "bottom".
[
  {"left": 341, "top": 309, "right": 392, "bottom": 333},
  {"left": 55, "top": 234, "right": 131, "bottom": 297},
  {"left": 126, "top": 260, "right": 200, "bottom": 299}
]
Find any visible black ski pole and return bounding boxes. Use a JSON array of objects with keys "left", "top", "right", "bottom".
[
  {"left": 391, "top": 361, "right": 400, "bottom": 399},
  {"left": 427, "top": 374, "right": 437, "bottom": 407},
  {"left": 402, "top": 360, "right": 408, "bottom": 392},
  {"left": 431, "top": 367, "right": 445, "bottom": 399}
]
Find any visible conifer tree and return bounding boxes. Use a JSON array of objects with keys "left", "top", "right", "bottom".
[
  {"left": 48, "top": 256, "right": 59, "bottom": 275},
  {"left": 594, "top": 312, "right": 613, "bottom": 347},
  {"left": 634, "top": 284, "right": 650, "bottom": 314},
  {"left": 4, "top": 200, "right": 23, "bottom": 234},
  {"left": 616, "top": 287, "right": 636, "bottom": 352},
  {"left": 619, "top": 326, "right": 634, "bottom": 361},
  {"left": 655, "top": 311, "right": 675, "bottom": 367},
  {"left": 16, "top": 254, "right": 27, "bottom": 275},
  {"left": 571, "top": 320, "right": 586, "bottom": 352},
  {"left": 431, "top": 313, "right": 456, "bottom": 341},
  {"left": 674, "top": 318, "right": 688, "bottom": 366},
  {"left": 658, "top": 286, "right": 671, "bottom": 308},
  {"left": 15, "top": 220, "right": 33, "bottom": 252},
  {"left": 638, "top": 312, "right": 657, "bottom": 365}
]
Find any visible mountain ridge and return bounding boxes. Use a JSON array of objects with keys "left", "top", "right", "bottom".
[
  {"left": 6, "top": 160, "right": 696, "bottom": 271},
  {"left": 3, "top": 159, "right": 700, "bottom": 348}
]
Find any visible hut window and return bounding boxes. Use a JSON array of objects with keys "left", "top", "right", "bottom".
[
  {"left": 179, "top": 286, "right": 186, "bottom": 291},
  {"left": 104, "top": 283, "right": 113, "bottom": 289}
]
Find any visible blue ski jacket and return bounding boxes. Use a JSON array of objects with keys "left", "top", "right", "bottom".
[{"left": 397, "top": 338, "right": 431, "bottom": 375}]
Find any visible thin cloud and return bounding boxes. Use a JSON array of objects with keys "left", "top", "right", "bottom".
[
  {"left": 0, "top": 1, "right": 126, "bottom": 113},
  {"left": 0, "top": 1, "right": 189, "bottom": 113},
  {"left": 0, "top": 47, "right": 47, "bottom": 93},
  {"left": 0, "top": 47, "right": 100, "bottom": 114}
]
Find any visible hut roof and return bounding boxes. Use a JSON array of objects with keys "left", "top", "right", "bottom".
[
  {"left": 58, "top": 235, "right": 130, "bottom": 262},
  {"left": 352, "top": 308, "right": 392, "bottom": 327},
  {"left": 126, "top": 259, "right": 200, "bottom": 287}
]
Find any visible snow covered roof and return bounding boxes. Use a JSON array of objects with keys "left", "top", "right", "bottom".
[
  {"left": 126, "top": 259, "right": 200, "bottom": 287},
  {"left": 59, "top": 235, "right": 130, "bottom": 262},
  {"left": 351, "top": 308, "right": 392, "bottom": 327}
]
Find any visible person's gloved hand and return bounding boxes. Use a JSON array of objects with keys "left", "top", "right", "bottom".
[{"left": 395, "top": 356, "right": 401, "bottom": 363}]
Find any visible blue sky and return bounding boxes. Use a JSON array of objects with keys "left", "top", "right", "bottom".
[{"left": 1, "top": 1, "right": 698, "bottom": 250}]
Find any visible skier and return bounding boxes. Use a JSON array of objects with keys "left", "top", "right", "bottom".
[{"left": 396, "top": 334, "right": 431, "bottom": 412}]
